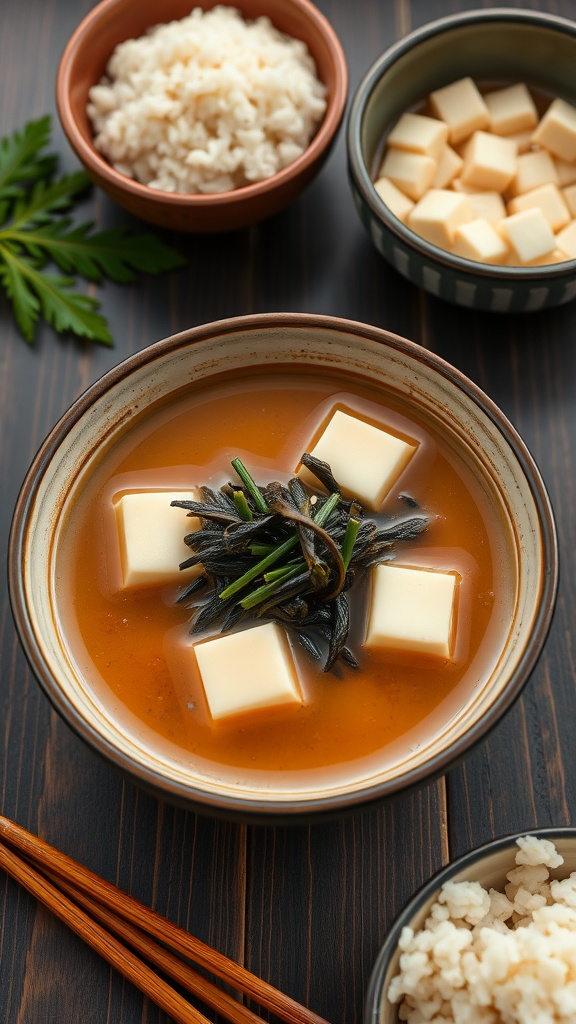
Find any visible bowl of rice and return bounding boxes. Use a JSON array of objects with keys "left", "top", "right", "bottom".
[
  {"left": 368, "top": 829, "right": 576, "bottom": 1024},
  {"left": 56, "top": 0, "right": 347, "bottom": 232}
]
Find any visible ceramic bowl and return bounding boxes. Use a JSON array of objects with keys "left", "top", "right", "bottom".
[
  {"left": 347, "top": 8, "right": 576, "bottom": 312},
  {"left": 8, "top": 313, "right": 557, "bottom": 821},
  {"left": 367, "top": 827, "right": 576, "bottom": 1024},
  {"left": 56, "top": 0, "right": 347, "bottom": 232}
]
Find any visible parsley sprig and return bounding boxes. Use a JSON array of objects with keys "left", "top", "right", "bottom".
[{"left": 0, "top": 116, "right": 185, "bottom": 345}]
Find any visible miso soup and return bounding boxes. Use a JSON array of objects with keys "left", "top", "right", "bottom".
[{"left": 54, "top": 366, "right": 516, "bottom": 789}]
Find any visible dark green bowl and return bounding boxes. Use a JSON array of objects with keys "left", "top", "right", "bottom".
[{"left": 347, "top": 8, "right": 576, "bottom": 312}]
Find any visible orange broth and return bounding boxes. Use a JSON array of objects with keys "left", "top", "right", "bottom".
[{"left": 55, "top": 368, "right": 516, "bottom": 787}]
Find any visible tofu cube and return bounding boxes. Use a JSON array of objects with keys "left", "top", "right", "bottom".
[
  {"left": 297, "top": 409, "right": 417, "bottom": 511},
  {"left": 507, "top": 183, "right": 571, "bottom": 232},
  {"left": 499, "top": 208, "right": 556, "bottom": 264},
  {"left": 450, "top": 179, "right": 480, "bottom": 193},
  {"left": 365, "top": 563, "right": 458, "bottom": 659},
  {"left": 378, "top": 148, "right": 436, "bottom": 201},
  {"left": 387, "top": 112, "right": 449, "bottom": 161},
  {"left": 432, "top": 145, "right": 464, "bottom": 189},
  {"left": 532, "top": 97, "right": 576, "bottom": 161},
  {"left": 508, "top": 149, "right": 559, "bottom": 197},
  {"left": 460, "top": 131, "right": 517, "bottom": 192},
  {"left": 465, "top": 190, "right": 507, "bottom": 224},
  {"left": 429, "top": 77, "right": 490, "bottom": 145},
  {"left": 374, "top": 177, "right": 415, "bottom": 224},
  {"left": 192, "top": 623, "right": 302, "bottom": 721},
  {"left": 512, "top": 248, "right": 568, "bottom": 267},
  {"left": 556, "top": 220, "right": 576, "bottom": 259},
  {"left": 452, "top": 218, "right": 509, "bottom": 265},
  {"left": 563, "top": 184, "right": 576, "bottom": 218},
  {"left": 554, "top": 158, "right": 576, "bottom": 187},
  {"left": 408, "top": 189, "right": 474, "bottom": 249},
  {"left": 507, "top": 130, "right": 536, "bottom": 155},
  {"left": 484, "top": 83, "right": 538, "bottom": 136},
  {"left": 114, "top": 490, "right": 200, "bottom": 589}
]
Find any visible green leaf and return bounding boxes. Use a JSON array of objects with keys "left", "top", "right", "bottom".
[
  {"left": 8, "top": 172, "right": 91, "bottom": 229},
  {"left": 5, "top": 221, "right": 186, "bottom": 283},
  {"left": 0, "top": 116, "right": 187, "bottom": 345},
  {"left": 0, "top": 116, "right": 57, "bottom": 204},
  {"left": 0, "top": 245, "right": 112, "bottom": 345}
]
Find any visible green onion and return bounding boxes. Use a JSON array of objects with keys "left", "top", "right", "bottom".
[{"left": 231, "top": 457, "right": 268, "bottom": 514}]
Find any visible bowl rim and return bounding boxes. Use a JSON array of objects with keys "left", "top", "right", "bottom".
[
  {"left": 347, "top": 6, "right": 576, "bottom": 281},
  {"left": 56, "top": 0, "right": 348, "bottom": 210},
  {"left": 365, "top": 826, "right": 576, "bottom": 1024},
  {"left": 8, "top": 312, "right": 559, "bottom": 819}
]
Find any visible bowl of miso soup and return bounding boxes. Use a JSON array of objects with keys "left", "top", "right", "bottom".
[{"left": 8, "top": 313, "right": 557, "bottom": 820}]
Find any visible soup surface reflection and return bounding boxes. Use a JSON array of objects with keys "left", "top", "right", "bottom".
[{"left": 55, "top": 368, "right": 516, "bottom": 788}]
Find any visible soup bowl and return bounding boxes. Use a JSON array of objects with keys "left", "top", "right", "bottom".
[
  {"left": 347, "top": 8, "right": 576, "bottom": 311},
  {"left": 56, "top": 0, "right": 348, "bottom": 232},
  {"left": 367, "top": 827, "right": 576, "bottom": 1024},
  {"left": 8, "top": 314, "right": 557, "bottom": 821}
]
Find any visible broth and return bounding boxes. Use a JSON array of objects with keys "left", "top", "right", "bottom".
[{"left": 55, "top": 367, "right": 516, "bottom": 788}]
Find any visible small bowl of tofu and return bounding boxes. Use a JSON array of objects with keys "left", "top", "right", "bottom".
[
  {"left": 347, "top": 8, "right": 576, "bottom": 312},
  {"left": 8, "top": 313, "right": 557, "bottom": 820}
]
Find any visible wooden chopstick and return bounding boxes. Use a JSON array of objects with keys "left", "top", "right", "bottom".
[
  {"left": 54, "top": 874, "right": 265, "bottom": 1024},
  {"left": 0, "top": 816, "right": 331, "bottom": 1024},
  {"left": 0, "top": 840, "right": 211, "bottom": 1024}
]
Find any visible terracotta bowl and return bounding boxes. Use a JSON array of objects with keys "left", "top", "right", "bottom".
[
  {"left": 368, "top": 827, "right": 576, "bottom": 1024},
  {"left": 56, "top": 0, "right": 347, "bottom": 232},
  {"left": 8, "top": 314, "right": 557, "bottom": 821},
  {"left": 347, "top": 8, "right": 576, "bottom": 311}
]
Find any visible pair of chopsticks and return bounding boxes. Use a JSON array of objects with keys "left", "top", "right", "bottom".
[{"left": 0, "top": 816, "right": 331, "bottom": 1024}]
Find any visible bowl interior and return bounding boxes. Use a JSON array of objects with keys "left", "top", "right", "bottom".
[
  {"left": 62, "top": 0, "right": 344, "bottom": 189},
  {"left": 10, "top": 316, "right": 556, "bottom": 816},
  {"left": 360, "top": 14, "right": 576, "bottom": 182},
  {"left": 371, "top": 829, "right": 576, "bottom": 1024}
]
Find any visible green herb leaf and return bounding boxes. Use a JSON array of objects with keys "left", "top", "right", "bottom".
[
  {"left": 0, "top": 116, "right": 186, "bottom": 344},
  {"left": 0, "top": 116, "right": 56, "bottom": 200},
  {"left": 0, "top": 246, "right": 112, "bottom": 344}
]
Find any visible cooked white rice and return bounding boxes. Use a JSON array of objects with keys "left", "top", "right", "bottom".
[
  {"left": 388, "top": 836, "right": 576, "bottom": 1023},
  {"left": 87, "top": 5, "right": 328, "bottom": 194}
]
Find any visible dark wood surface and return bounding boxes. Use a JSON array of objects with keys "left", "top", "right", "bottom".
[{"left": 1, "top": 0, "right": 576, "bottom": 1021}]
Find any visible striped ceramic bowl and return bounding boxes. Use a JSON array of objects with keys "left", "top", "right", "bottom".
[{"left": 347, "top": 8, "right": 576, "bottom": 313}]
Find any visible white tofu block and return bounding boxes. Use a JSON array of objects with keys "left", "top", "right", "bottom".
[
  {"left": 192, "top": 623, "right": 302, "bottom": 722},
  {"left": 510, "top": 248, "right": 569, "bottom": 267},
  {"left": 365, "top": 563, "right": 457, "bottom": 659},
  {"left": 554, "top": 158, "right": 576, "bottom": 187},
  {"left": 407, "top": 189, "right": 474, "bottom": 249},
  {"left": 507, "top": 183, "right": 571, "bottom": 232},
  {"left": 431, "top": 145, "right": 463, "bottom": 188},
  {"left": 387, "top": 112, "right": 449, "bottom": 161},
  {"left": 374, "top": 176, "right": 415, "bottom": 223},
  {"left": 484, "top": 83, "right": 538, "bottom": 136},
  {"left": 450, "top": 178, "right": 479, "bottom": 194},
  {"left": 114, "top": 490, "right": 200, "bottom": 589},
  {"left": 298, "top": 409, "right": 417, "bottom": 511},
  {"left": 460, "top": 131, "right": 517, "bottom": 192},
  {"left": 532, "top": 97, "right": 576, "bottom": 161},
  {"left": 452, "top": 218, "right": 509, "bottom": 265},
  {"left": 378, "top": 148, "right": 436, "bottom": 201},
  {"left": 508, "top": 149, "right": 559, "bottom": 197},
  {"left": 555, "top": 220, "right": 576, "bottom": 259},
  {"left": 507, "top": 130, "right": 536, "bottom": 155},
  {"left": 563, "top": 183, "right": 576, "bottom": 218},
  {"left": 429, "top": 77, "right": 490, "bottom": 145},
  {"left": 465, "top": 190, "right": 507, "bottom": 224},
  {"left": 499, "top": 208, "right": 556, "bottom": 264}
]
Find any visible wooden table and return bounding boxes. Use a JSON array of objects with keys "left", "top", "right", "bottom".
[{"left": 1, "top": 1, "right": 575, "bottom": 1021}]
